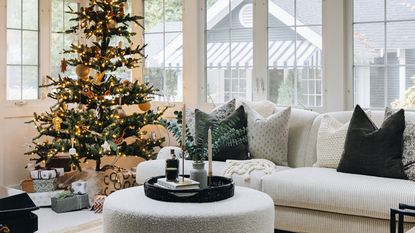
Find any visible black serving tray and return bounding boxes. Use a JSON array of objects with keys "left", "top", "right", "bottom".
[{"left": 144, "top": 175, "right": 234, "bottom": 203}]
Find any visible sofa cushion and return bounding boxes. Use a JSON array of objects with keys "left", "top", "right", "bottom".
[
  {"left": 337, "top": 105, "right": 406, "bottom": 179},
  {"left": 244, "top": 104, "right": 291, "bottom": 165},
  {"left": 262, "top": 167, "right": 415, "bottom": 220},
  {"left": 137, "top": 159, "right": 289, "bottom": 191},
  {"left": 195, "top": 105, "right": 249, "bottom": 161}
]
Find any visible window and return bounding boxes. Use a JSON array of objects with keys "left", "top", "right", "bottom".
[
  {"left": 353, "top": 0, "right": 415, "bottom": 109},
  {"left": 143, "top": 0, "right": 183, "bottom": 102},
  {"left": 51, "top": 0, "right": 79, "bottom": 79},
  {"left": 268, "top": 0, "right": 322, "bottom": 107},
  {"left": 6, "top": 0, "right": 39, "bottom": 100},
  {"left": 205, "top": 0, "right": 253, "bottom": 104}
]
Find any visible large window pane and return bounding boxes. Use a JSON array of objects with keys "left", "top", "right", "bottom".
[
  {"left": 7, "top": 0, "right": 39, "bottom": 100},
  {"left": 144, "top": 0, "right": 183, "bottom": 101},
  {"left": 51, "top": 0, "right": 79, "bottom": 79},
  {"left": 387, "top": 0, "right": 415, "bottom": 21},
  {"left": 353, "top": 0, "right": 415, "bottom": 109},
  {"left": 23, "top": 0, "right": 38, "bottom": 30},
  {"left": 268, "top": 0, "right": 322, "bottom": 108},
  {"left": 354, "top": 23, "right": 385, "bottom": 65},
  {"left": 353, "top": 0, "right": 384, "bottom": 23},
  {"left": 7, "top": 30, "right": 22, "bottom": 65},
  {"left": 206, "top": 0, "right": 253, "bottom": 104},
  {"left": 7, "top": 0, "right": 21, "bottom": 29}
]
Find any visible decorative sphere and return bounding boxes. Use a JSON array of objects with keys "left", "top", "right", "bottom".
[
  {"left": 107, "top": 19, "right": 117, "bottom": 29},
  {"left": 139, "top": 101, "right": 151, "bottom": 111},
  {"left": 76, "top": 65, "right": 90, "bottom": 79}
]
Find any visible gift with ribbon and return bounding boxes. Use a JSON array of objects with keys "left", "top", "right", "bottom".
[
  {"left": 30, "top": 168, "right": 64, "bottom": 180},
  {"left": 51, "top": 191, "right": 89, "bottom": 213}
]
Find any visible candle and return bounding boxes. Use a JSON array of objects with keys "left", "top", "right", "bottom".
[
  {"left": 208, "top": 128, "right": 212, "bottom": 178},
  {"left": 182, "top": 104, "right": 186, "bottom": 148},
  {"left": 181, "top": 104, "right": 186, "bottom": 182}
]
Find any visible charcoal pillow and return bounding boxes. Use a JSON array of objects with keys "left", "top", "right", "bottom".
[
  {"left": 337, "top": 105, "right": 407, "bottom": 179},
  {"left": 195, "top": 105, "right": 249, "bottom": 161}
]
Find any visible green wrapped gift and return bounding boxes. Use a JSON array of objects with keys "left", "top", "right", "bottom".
[
  {"left": 33, "top": 178, "right": 57, "bottom": 192},
  {"left": 51, "top": 192, "right": 89, "bottom": 213}
]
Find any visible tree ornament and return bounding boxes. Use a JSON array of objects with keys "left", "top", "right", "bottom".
[
  {"left": 118, "top": 41, "right": 123, "bottom": 49},
  {"left": 60, "top": 58, "right": 68, "bottom": 73},
  {"left": 139, "top": 101, "right": 151, "bottom": 111},
  {"left": 107, "top": 19, "right": 117, "bottom": 29},
  {"left": 101, "top": 140, "right": 111, "bottom": 153},
  {"left": 69, "top": 138, "right": 77, "bottom": 156},
  {"left": 114, "top": 106, "right": 126, "bottom": 118},
  {"left": 114, "top": 136, "right": 124, "bottom": 145},
  {"left": 94, "top": 71, "right": 106, "bottom": 84},
  {"left": 76, "top": 64, "right": 90, "bottom": 80},
  {"left": 52, "top": 116, "right": 63, "bottom": 131}
]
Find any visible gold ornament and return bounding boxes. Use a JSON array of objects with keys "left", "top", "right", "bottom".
[
  {"left": 94, "top": 71, "right": 106, "bottom": 84},
  {"left": 76, "top": 65, "right": 90, "bottom": 80},
  {"left": 139, "top": 101, "right": 151, "bottom": 111},
  {"left": 52, "top": 116, "right": 63, "bottom": 131},
  {"left": 118, "top": 41, "right": 123, "bottom": 49},
  {"left": 107, "top": 19, "right": 117, "bottom": 29}
]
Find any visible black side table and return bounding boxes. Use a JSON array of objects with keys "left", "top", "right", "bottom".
[
  {"left": 390, "top": 203, "right": 415, "bottom": 233},
  {"left": 0, "top": 186, "right": 39, "bottom": 233}
]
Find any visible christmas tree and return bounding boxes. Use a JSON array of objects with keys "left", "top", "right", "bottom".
[{"left": 26, "top": 0, "right": 167, "bottom": 171}]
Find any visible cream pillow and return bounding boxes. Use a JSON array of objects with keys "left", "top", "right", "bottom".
[
  {"left": 316, "top": 115, "right": 349, "bottom": 168},
  {"left": 244, "top": 103, "right": 291, "bottom": 166},
  {"left": 316, "top": 111, "right": 371, "bottom": 168},
  {"left": 236, "top": 100, "right": 276, "bottom": 118}
]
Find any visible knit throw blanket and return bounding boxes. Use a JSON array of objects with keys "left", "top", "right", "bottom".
[{"left": 222, "top": 159, "right": 277, "bottom": 181}]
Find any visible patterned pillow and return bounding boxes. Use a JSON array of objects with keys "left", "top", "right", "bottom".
[
  {"left": 244, "top": 103, "right": 291, "bottom": 166},
  {"left": 195, "top": 105, "right": 249, "bottom": 161},
  {"left": 385, "top": 107, "right": 415, "bottom": 180},
  {"left": 316, "top": 115, "right": 349, "bottom": 168},
  {"left": 185, "top": 99, "right": 236, "bottom": 138}
]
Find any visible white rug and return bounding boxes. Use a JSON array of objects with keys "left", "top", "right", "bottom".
[{"left": 49, "top": 219, "right": 103, "bottom": 233}]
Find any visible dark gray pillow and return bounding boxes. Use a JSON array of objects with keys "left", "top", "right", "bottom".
[
  {"left": 195, "top": 105, "right": 249, "bottom": 161},
  {"left": 337, "top": 105, "right": 407, "bottom": 179}
]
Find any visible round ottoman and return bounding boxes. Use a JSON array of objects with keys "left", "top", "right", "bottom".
[{"left": 103, "top": 186, "right": 274, "bottom": 233}]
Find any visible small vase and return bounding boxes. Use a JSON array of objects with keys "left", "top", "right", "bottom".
[{"left": 190, "top": 161, "right": 207, "bottom": 189}]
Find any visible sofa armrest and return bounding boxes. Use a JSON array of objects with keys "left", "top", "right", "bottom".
[{"left": 156, "top": 146, "right": 182, "bottom": 160}]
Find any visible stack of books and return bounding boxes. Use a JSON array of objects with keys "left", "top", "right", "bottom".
[{"left": 156, "top": 177, "right": 200, "bottom": 190}]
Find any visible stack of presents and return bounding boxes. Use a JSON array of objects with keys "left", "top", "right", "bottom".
[{"left": 14, "top": 156, "right": 137, "bottom": 214}]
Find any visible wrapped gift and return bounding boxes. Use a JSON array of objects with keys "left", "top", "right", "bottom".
[
  {"left": 47, "top": 155, "right": 72, "bottom": 172},
  {"left": 101, "top": 167, "right": 137, "bottom": 196},
  {"left": 30, "top": 168, "right": 64, "bottom": 180},
  {"left": 33, "top": 178, "right": 57, "bottom": 192},
  {"left": 51, "top": 192, "right": 89, "bottom": 213},
  {"left": 71, "top": 180, "right": 87, "bottom": 194},
  {"left": 91, "top": 195, "right": 106, "bottom": 213}
]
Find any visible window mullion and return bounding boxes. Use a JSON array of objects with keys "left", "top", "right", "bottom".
[{"left": 252, "top": 0, "right": 267, "bottom": 101}]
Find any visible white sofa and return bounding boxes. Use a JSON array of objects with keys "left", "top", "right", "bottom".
[{"left": 136, "top": 108, "right": 415, "bottom": 233}]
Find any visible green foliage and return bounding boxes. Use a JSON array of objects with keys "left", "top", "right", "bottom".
[
  {"left": 392, "top": 76, "right": 415, "bottom": 109},
  {"left": 161, "top": 111, "right": 248, "bottom": 161}
]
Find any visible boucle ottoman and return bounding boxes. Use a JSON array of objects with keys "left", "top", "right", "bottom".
[{"left": 103, "top": 186, "right": 274, "bottom": 233}]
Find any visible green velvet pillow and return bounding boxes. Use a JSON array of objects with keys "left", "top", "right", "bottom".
[
  {"left": 195, "top": 105, "right": 249, "bottom": 161},
  {"left": 337, "top": 105, "right": 407, "bottom": 179}
]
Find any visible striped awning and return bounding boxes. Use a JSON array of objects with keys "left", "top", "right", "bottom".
[{"left": 147, "top": 39, "right": 320, "bottom": 68}]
